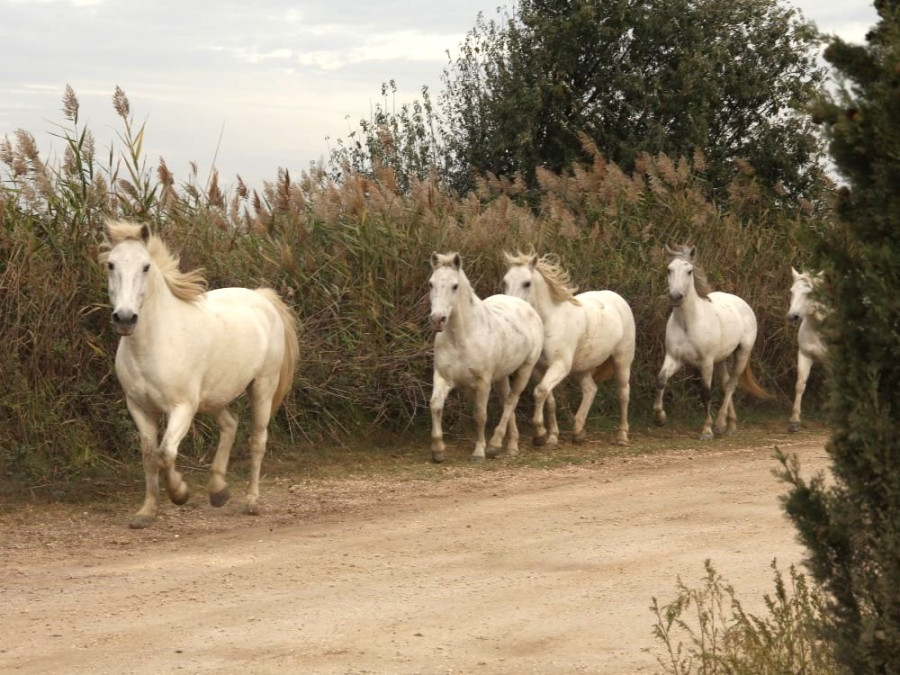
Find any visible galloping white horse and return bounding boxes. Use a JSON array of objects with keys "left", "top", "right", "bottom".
[
  {"left": 102, "top": 220, "right": 300, "bottom": 528},
  {"left": 653, "top": 245, "right": 770, "bottom": 439},
  {"left": 428, "top": 252, "right": 543, "bottom": 463},
  {"left": 503, "top": 252, "right": 635, "bottom": 447},
  {"left": 787, "top": 268, "right": 827, "bottom": 432}
]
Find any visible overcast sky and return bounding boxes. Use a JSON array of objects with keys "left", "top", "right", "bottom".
[{"left": 0, "top": 0, "right": 880, "bottom": 193}]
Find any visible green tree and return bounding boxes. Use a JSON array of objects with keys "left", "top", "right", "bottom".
[
  {"left": 780, "top": 2, "right": 900, "bottom": 670},
  {"left": 441, "top": 0, "right": 827, "bottom": 197}
]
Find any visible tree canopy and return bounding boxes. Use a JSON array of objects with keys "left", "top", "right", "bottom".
[{"left": 439, "top": 0, "right": 827, "bottom": 196}]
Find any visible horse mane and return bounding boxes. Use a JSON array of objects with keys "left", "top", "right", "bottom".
[
  {"left": 101, "top": 220, "right": 207, "bottom": 302},
  {"left": 667, "top": 244, "right": 712, "bottom": 299},
  {"left": 504, "top": 251, "right": 581, "bottom": 306}
]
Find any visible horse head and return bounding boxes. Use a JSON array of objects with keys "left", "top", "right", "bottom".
[
  {"left": 502, "top": 251, "right": 539, "bottom": 303},
  {"left": 428, "top": 252, "right": 464, "bottom": 332},
  {"left": 104, "top": 223, "right": 152, "bottom": 336},
  {"left": 788, "top": 268, "right": 824, "bottom": 323}
]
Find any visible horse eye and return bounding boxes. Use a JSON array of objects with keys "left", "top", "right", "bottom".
[
  {"left": 523, "top": 281, "right": 531, "bottom": 288},
  {"left": 107, "top": 262, "right": 114, "bottom": 271},
  {"left": 452, "top": 284, "right": 459, "bottom": 291},
  {"left": 687, "top": 269, "right": 693, "bottom": 275},
  {"left": 142, "top": 263, "right": 150, "bottom": 273}
]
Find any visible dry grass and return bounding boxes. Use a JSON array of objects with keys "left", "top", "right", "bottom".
[{"left": 0, "top": 86, "right": 830, "bottom": 490}]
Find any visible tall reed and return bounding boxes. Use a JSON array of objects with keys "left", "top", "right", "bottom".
[{"left": 0, "top": 88, "right": 829, "bottom": 492}]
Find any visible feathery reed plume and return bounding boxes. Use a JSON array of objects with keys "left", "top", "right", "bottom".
[
  {"left": 62, "top": 84, "right": 79, "bottom": 123},
  {"left": 112, "top": 86, "right": 130, "bottom": 119}
]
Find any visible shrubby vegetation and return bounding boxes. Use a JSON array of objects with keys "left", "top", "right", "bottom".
[
  {"left": 652, "top": 560, "right": 835, "bottom": 674},
  {"left": 0, "top": 87, "right": 824, "bottom": 492},
  {"left": 779, "top": 1, "right": 900, "bottom": 668}
]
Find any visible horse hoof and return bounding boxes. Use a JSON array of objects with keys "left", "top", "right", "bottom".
[
  {"left": 209, "top": 488, "right": 230, "bottom": 508},
  {"left": 470, "top": 455, "right": 486, "bottom": 464},
  {"left": 129, "top": 515, "right": 155, "bottom": 529},
  {"left": 243, "top": 503, "right": 260, "bottom": 516},
  {"left": 614, "top": 438, "right": 630, "bottom": 447},
  {"left": 573, "top": 432, "right": 587, "bottom": 445},
  {"left": 700, "top": 431, "right": 714, "bottom": 441},
  {"left": 485, "top": 446, "right": 504, "bottom": 459},
  {"left": 431, "top": 452, "right": 445, "bottom": 464},
  {"left": 533, "top": 434, "right": 548, "bottom": 447},
  {"left": 654, "top": 412, "right": 667, "bottom": 427},
  {"left": 787, "top": 422, "right": 801, "bottom": 433},
  {"left": 170, "top": 485, "right": 190, "bottom": 506}
]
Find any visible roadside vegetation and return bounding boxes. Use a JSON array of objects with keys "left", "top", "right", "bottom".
[{"left": 0, "top": 86, "right": 826, "bottom": 493}]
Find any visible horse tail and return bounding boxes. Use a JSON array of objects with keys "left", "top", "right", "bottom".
[
  {"left": 593, "top": 357, "right": 615, "bottom": 383},
  {"left": 257, "top": 288, "right": 301, "bottom": 411},
  {"left": 738, "top": 361, "right": 774, "bottom": 400}
]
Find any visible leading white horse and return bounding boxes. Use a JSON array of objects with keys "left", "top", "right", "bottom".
[
  {"left": 787, "top": 267, "right": 827, "bottom": 432},
  {"left": 503, "top": 252, "right": 635, "bottom": 447},
  {"left": 102, "top": 220, "right": 300, "bottom": 528},
  {"left": 653, "top": 244, "right": 770, "bottom": 439},
  {"left": 428, "top": 252, "right": 543, "bottom": 463}
]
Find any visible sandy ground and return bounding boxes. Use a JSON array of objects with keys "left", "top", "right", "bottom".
[{"left": 0, "top": 433, "right": 829, "bottom": 674}]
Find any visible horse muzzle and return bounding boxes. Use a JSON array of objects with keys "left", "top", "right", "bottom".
[
  {"left": 430, "top": 315, "right": 447, "bottom": 332},
  {"left": 668, "top": 293, "right": 684, "bottom": 307},
  {"left": 112, "top": 311, "right": 139, "bottom": 336},
  {"left": 787, "top": 312, "right": 801, "bottom": 323}
]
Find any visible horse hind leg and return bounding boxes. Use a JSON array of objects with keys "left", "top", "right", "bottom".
[
  {"left": 612, "top": 357, "right": 632, "bottom": 446},
  {"left": 245, "top": 377, "right": 278, "bottom": 515},
  {"left": 486, "top": 377, "right": 512, "bottom": 459},
  {"left": 714, "top": 354, "right": 744, "bottom": 437},
  {"left": 207, "top": 406, "right": 238, "bottom": 507}
]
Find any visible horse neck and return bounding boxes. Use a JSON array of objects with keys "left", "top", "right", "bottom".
[
  {"left": 672, "top": 280, "right": 708, "bottom": 325},
  {"left": 128, "top": 269, "right": 187, "bottom": 346},
  {"left": 529, "top": 273, "right": 560, "bottom": 322},
  {"left": 446, "top": 274, "right": 485, "bottom": 337}
]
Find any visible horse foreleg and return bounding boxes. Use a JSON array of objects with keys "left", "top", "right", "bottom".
[
  {"left": 653, "top": 355, "right": 681, "bottom": 427},
  {"left": 158, "top": 404, "right": 194, "bottom": 506},
  {"left": 698, "top": 360, "right": 715, "bottom": 440},
  {"left": 208, "top": 406, "right": 238, "bottom": 507},
  {"left": 572, "top": 371, "right": 598, "bottom": 444},
  {"left": 126, "top": 399, "right": 161, "bottom": 529},
  {"left": 532, "top": 361, "right": 570, "bottom": 448},
  {"left": 788, "top": 351, "right": 814, "bottom": 432},
  {"left": 429, "top": 372, "right": 453, "bottom": 463}
]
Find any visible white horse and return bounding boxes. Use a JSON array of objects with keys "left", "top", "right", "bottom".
[
  {"left": 503, "top": 252, "right": 635, "bottom": 447},
  {"left": 787, "top": 268, "right": 827, "bottom": 432},
  {"left": 653, "top": 245, "right": 770, "bottom": 440},
  {"left": 102, "top": 220, "right": 300, "bottom": 528},
  {"left": 428, "top": 252, "right": 544, "bottom": 463}
]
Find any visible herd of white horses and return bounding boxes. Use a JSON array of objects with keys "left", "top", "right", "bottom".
[{"left": 102, "top": 220, "right": 827, "bottom": 528}]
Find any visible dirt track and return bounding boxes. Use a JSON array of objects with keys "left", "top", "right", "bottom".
[{"left": 0, "top": 434, "right": 829, "bottom": 674}]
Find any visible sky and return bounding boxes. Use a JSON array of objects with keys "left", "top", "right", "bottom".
[{"left": 0, "top": 0, "right": 880, "bottom": 194}]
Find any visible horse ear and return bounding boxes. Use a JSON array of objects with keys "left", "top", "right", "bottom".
[
  {"left": 664, "top": 244, "right": 677, "bottom": 258},
  {"left": 791, "top": 267, "right": 801, "bottom": 281},
  {"left": 688, "top": 245, "right": 696, "bottom": 259},
  {"left": 140, "top": 224, "right": 150, "bottom": 243},
  {"left": 452, "top": 253, "right": 461, "bottom": 270},
  {"left": 528, "top": 254, "right": 537, "bottom": 270},
  {"left": 431, "top": 252, "right": 440, "bottom": 269}
]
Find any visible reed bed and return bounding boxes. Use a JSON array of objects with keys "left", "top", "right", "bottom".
[{"left": 0, "top": 89, "right": 829, "bottom": 491}]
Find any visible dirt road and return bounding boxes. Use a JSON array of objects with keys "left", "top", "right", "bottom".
[{"left": 0, "top": 434, "right": 829, "bottom": 674}]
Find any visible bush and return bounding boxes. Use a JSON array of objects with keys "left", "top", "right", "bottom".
[
  {"left": 652, "top": 559, "right": 836, "bottom": 674},
  {"left": 0, "top": 86, "right": 827, "bottom": 491}
]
